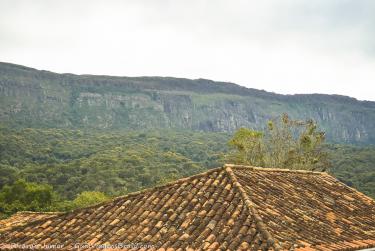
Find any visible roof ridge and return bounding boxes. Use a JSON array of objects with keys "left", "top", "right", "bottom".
[
  {"left": 224, "top": 165, "right": 281, "bottom": 250},
  {"left": 224, "top": 164, "right": 325, "bottom": 175}
]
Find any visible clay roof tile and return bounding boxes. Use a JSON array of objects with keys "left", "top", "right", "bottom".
[{"left": 0, "top": 165, "right": 374, "bottom": 250}]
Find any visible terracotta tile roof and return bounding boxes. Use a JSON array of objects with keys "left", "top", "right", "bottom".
[
  {"left": 0, "top": 212, "right": 60, "bottom": 233},
  {"left": 0, "top": 165, "right": 374, "bottom": 250},
  {"left": 229, "top": 165, "right": 375, "bottom": 250}
]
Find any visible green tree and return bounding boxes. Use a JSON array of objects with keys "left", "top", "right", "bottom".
[
  {"left": 228, "top": 128, "right": 265, "bottom": 166},
  {"left": 72, "top": 191, "right": 108, "bottom": 209},
  {"left": 0, "top": 164, "right": 18, "bottom": 188},
  {"left": 227, "top": 113, "right": 331, "bottom": 171},
  {"left": 0, "top": 179, "right": 56, "bottom": 216}
]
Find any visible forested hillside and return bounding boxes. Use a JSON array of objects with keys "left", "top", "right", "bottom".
[
  {"left": 1, "top": 62, "right": 375, "bottom": 144},
  {"left": 0, "top": 127, "right": 226, "bottom": 199},
  {"left": 0, "top": 127, "right": 374, "bottom": 201},
  {"left": 329, "top": 145, "right": 375, "bottom": 197}
]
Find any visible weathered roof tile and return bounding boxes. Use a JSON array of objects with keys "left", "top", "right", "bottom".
[
  {"left": 0, "top": 165, "right": 374, "bottom": 250},
  {"left": 0, "top": 211, "right": 60, "bottom": 233}
]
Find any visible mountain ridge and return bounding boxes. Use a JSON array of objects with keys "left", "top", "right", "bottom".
[
  {"left": 1, "top": 61, "right": 369, "bottom": 102},
  {"left": 1, "top": 61, "right": 374, "bottom": 144}
]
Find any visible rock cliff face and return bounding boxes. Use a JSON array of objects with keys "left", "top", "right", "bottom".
[{"left": 1, "top": 62, "right": 374, "bottom": 144}]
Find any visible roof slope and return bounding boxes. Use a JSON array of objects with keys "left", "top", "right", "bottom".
[
  {"left": 0, "top": 165, "right": 374, "bottom": 251},
  {"left": 229, "top": 165, "right": 375, "bottom": 250}
]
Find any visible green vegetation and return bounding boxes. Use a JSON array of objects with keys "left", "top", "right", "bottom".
[
  {"left": 328, "top": 145, "right": 375, "bottom": 198},
  {"left": 0, "top": 127, "right": 227, "bottom": 200},
  {"left": 227, "top": 114, "right": 330, "bottom": 171},
  {"left": 0, "top": 125, "right": 374, "bottom": 218},
  {"left": 70, "top": 191, "right": 108, "bottom": 209},
  {"left": 0, "top": 179, "right": 109, "bottom": 218},
  {"left": 0, "top": 180, "right": 55, "bottom": 216}
]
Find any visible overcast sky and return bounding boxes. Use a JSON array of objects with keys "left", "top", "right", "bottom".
[{"left": 1, "top": 0, "right": 375, "bottom": 100}]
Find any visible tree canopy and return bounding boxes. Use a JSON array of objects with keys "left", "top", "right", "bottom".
[
  {"left": 227, "top": 114, "right": 331, "bottom": 171},
  {"left": 0, "top": 123, "right": 374, "bottom": 218},
  {"left": 0, "top": 180, "right": 55, "bottom": 217}
]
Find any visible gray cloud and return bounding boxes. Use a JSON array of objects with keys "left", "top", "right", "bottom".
[{"left": 0, "top": 0, "right": 374, "bottom": 100}]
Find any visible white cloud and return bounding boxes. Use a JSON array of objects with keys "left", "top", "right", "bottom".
[{"left": 0, "top": 0, "right": 374, "bottom": 100}]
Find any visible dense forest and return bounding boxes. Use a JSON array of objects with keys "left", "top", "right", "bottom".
[{"left": 0, "top": 126, "right": 374, "bottom": 218}]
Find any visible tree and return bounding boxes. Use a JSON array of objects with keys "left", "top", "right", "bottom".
[
  {"left": 227, "top": 113, "right": 331, "bottom": 171},
  {"left": 72, "top": 191, "right": 108, "bottom": 209},
  {"left": 0, "top": 164, "right": 18, "bottom": 189},
  {"left": 0, "top": 179, "right": 56, "bottom": 217},
  {"left": 228, "top": 128, "right": 265, "bottom": 167}
]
